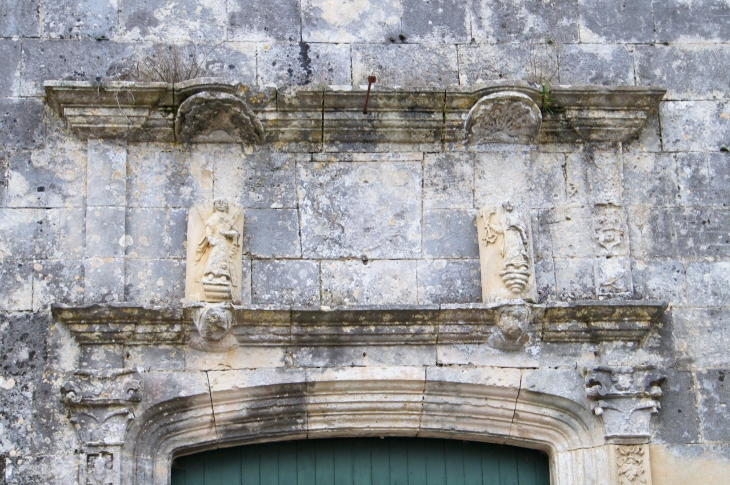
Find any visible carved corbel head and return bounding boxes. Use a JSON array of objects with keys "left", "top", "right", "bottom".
[
  {"left": 489, "top": 304, "right": 532, "bottom": 351},
  {"left": 189, "top": 302, "right": 238, "bottom": 352}
]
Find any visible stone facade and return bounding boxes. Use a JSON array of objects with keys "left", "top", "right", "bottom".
[{"left": 1, "top": 2, "right": 730, "bottom": 484}]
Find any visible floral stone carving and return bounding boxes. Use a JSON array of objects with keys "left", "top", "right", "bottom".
[
  {"left": 477, "top": 202, "right": 537, "bottom": 303},
  {"left": 464, "top": 91, "right": 542, "bottom": 144},
  {"left": 175, "top": 91, "right": 265, "bottom": 144},
  {"left": 185, "top": 198, "right": 244, "bottom": 304},
  {"left": 615, "top": 445, "right": 651, "bottom": 485},
  {"left": 585, "top": 365, "right": 666, "bottom": 442}
]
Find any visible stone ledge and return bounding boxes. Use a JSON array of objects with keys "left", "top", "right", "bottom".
[
  {"left": 52, "top": 300, "right": 667, "bottom": 346},
  {"left": 44, "top": 79, "right": 666, "bottom": 146}
]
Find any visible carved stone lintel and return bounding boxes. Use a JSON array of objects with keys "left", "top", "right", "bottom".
[
  {"left": 188, "top": 302, "right": 238, "bottom": 352},
  {"left": 476, "top": 202, "right": 537, "bottom": 303},
  {"left": 489, "top": 304, "right": 532, "bottom": 350},
  {"left": 185, "top": 199, "right": 244, "bottom": 304},
  {"left": 465, "top": 91, "right": 542, "bottom": 144},
  {"left": 585, "top": 366, "right": 666, "bottom": 442},
  {"left": 175, "top": 91, "right": 264, "bottom": 143}
]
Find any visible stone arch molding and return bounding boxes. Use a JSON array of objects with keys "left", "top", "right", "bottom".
[{"left": 119, "top": 367, "right": 611, "bottom": 485}]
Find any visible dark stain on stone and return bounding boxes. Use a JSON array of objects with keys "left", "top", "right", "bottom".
[{"left": 298, "top": 42, "right": 313, "bottom": 85}]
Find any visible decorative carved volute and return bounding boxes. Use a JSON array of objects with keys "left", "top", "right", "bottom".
[
  {"left": 464, "top": 91, "right": 542, "bottom": 144},
  {"left": 175, "top": 91, "right": 264, "bottom": 143},
  {"left": 476, "top": 202, "right": 537, "bottom": 303},
  {"left": 585, "top": 365, "right": 666, "bottom": 443},
  {"left": 185, "top": 198, "right": 244, "bottom": 304}
]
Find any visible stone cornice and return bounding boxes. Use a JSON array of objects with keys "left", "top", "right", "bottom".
[
  {"left": 44, "top": 79, "right": 666, "bottom": 146},
  {"left": 52, "top": 300, "right": 667, "bottom": 347}
]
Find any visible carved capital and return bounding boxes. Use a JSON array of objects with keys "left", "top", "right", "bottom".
[
  {"left": 476, "top": 202, "right": 537, "bottom": 303},
  {"left": 585, "top": 366, "right": 666, "bottom": 443},
  {"left": 61, "top": 368, "right": 142, "bottom": 407},
  {"left": 465, "top": 91, "right": 542, "bottom": 144}
]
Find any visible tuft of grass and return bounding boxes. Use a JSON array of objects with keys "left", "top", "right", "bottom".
[
  {"left": 526, "top": 39, "right": 560, "bottom": 114},
  {"left": 116, "top": 44, "right": 218, "bottom": 84}
]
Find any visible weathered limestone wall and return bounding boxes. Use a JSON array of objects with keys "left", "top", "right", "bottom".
[{"left": 1, "top": 1, "right": 730, "bottom": 484}]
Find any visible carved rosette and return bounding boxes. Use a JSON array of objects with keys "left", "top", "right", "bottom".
[
  {"left": 476, "top": 202, "right": 537, "bottom": 303},
  {"left": 175, "top": 91, "right": 264, "bottom": 144},
  {"left": 464, "top": 91, "right": 542, "bottom": 144},
  {"left": 60, "top": 368, "right": 142, "bottom": 485},
  {"left": 585, "top": 366, "right": 666, "bottom": 442}
]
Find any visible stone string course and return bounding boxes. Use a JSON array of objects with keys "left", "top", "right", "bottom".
[{"left": 1, "top": 1, "right": 730, "bottom": 484}]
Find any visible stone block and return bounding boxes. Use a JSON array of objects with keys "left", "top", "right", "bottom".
[
  {"left": 650, "top": 444, "right": 730, "bottom": 485},
  {"left": 87, "top": 139, "right": 126, "bottom": 207},
  {"left": 0, "top": 312, "right": 48, "bottom": 377},
  {"left": 32, "top": 259, "right": 84, "bottom": 311},
  {"left": 228, "top": 0, "right": 300, "bottom": 42},
  {"left": 534, "top": 257, "right": 556, "bottom": 301},
  {"left": 522, "top": 368, "right": 587, "bottom": 404},
  {"left": 0, "top": 208, "right": 57, "bottom": 261},
  {"left": 0, "top": 151, "right": 6, "bottom": 207},
  {"left": 627, "top": 206, "right": 679, "bottom": 259},
  {"left": 43, "top": 0, "right": 117, "bottom": 39},
  {"left": 186, "top": 345, "right": 284, "bottom": 371},
  {"left": 578, "top": 0, "right": 654, "bottom": 43},
  {"left": 85, "top": 207, "right": 125, "bottom": 258},
  {"left": 624, "top": 153, "right": 679, "bottom": 207},
  {"left": 0, "top": 40, "right": 21, "bottom": 97},
  {"left": 423, "top": 209, "right": 479, "bottom": 258},
  {"left": 199, "top": 43, "right": 258, "bottom": 84},
  {"left": 6, "top": 146, "right": 85, "bottom": 208},
  {"left": 636, "top": 45, "right": 730, "bottom": 100},
  {"left": 351, "top": 44, "right": 459, "bottom": 88},
  {"left": 697, "top": 369, "right": 730, "bottom": 442},
  {"left": 83, "top": 257, "right": 123, "bottom": 303},
  {"left": 674, "top": 308, "right": 730, "bottom": 367},
  {"left": 423, "top": 152, "right": 473, "bottom": 209},
  {"left": 416, "top": 259, "right": 481, "bottom": 304},
  {"left": 125, "top": 345, "right": 185, "bottom": 371},
  {"left": 402, "top": 0, "right": 470, "bottom": 43},
  {"left": 124, "top": 208, "right": 168, "bottom": 259},
  {"left": 559, "top": 44, "right": 635, "bottom": 86},
  {"left": 471, "top": 0, "right": 579, "bottom": 43},
  {"left": 679, "top": 153, "right": 730, "bottom": 207},
  {"left": 321, "top": 259, "right": 418, "bottom": 306},
  {"left": 587, "top": 144, "right": 623, "bottom": 205},
  {"left": 55, "top": 207, "right": 86, "bottom": 259},
  {"left": 258, "top": 42, "right": 351, "bottom": 87},
  {"left": 474, "top": 149, "right": 532, "bottom": 209},
  {"left": 302, "top": 0, "right": 402, "bottom": 43},
  {"left": 298, "top": 161, "right": 422, "bottom": 259},
  {"left": 533, "top": 210, "right": 553, "bottom": 261},
  {"left": 0, "top": 98, "right": 44, "bottom": 148},
  {"left": 147, "top": 259, "right": 186, "bottom": 304},
  {"left": 529, "top": 152, "right": 567, "bottom": 209},
  {"left": 457, "top": 43, "right": 533, "bottom": 86},
  {"left": 167, "top": 207, "right": 188, "bottom": 259},
  {"left": 252, "top": 259, "right": 320, "bottom": 306},
  {"left": 243, "top": 208, "right": 301, "bottom": 258},
  {"left": 436, "top": 343, "right": 539, "bottom": 367},
  {"left": 19, "top": 39, "right": 135, "bottom": 97},
  {"left": 653, "top": 369, "right": 701, "bottom": 444},
  {"left": 654, "top": 0, "right": 730, "bottom": 43},
  {"left": 674, "top": 208, "right": 730, "bottom": 258},
  {"left": 686, "top": 262, "right": 730, "bottom": 306},
  {"left": 632, "top": 260, "right": 686, "bottom": 304},
  {"left": 554, "top": 257, "right": 595, "bottom": 300},
  {"left": 79, "top": 344, "right": 124, "bottom": 369},
  {"left": 128, "top": 144, "right": 212, "bottom": 208},
  {"left": 624, "top": 109, "right": 663, "bottom": 154},
  {"left": 0, "top": 0, "right": 39, "bottom": 37},
  {"left": 0, "top": 262, "right": 32, "bottom": 311},
  {"left": 214, "top": 148, "right": 299, "bottom": 209},
  {"left": 661, "top": 101, "right": 730, "bottom": 152},
  {"left": 118, "top": 0, "right": 227, "bottom": 42},
  {"left": 543, "top": 206, "right": 594, "bottom": 258},
  {"left": 290, "top": 346, "right": 437, "bottom": 367},
  {"left": 595, "top": 256, "right": 632, "bottom": 295}
]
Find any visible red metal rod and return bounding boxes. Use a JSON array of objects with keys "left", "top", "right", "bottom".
[{"left": 363, "top": 75, "right": 377, "bottom": 114}]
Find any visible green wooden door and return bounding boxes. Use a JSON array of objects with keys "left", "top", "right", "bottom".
[{"left": 171, "top": 438, "right": 549, "bottom": 485}]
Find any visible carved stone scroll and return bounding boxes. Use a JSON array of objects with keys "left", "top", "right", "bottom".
[
  {"left": 175, "top": 91, "right": 265, "bottom": 143},
  {"left": 185, "top": 199, "right": 244, "bottom": 304},
  {"left": 585, "top": 365, "right": 666, "bottom": 443},
  {"left": 476, "top": 202, "right": 537, "bottom": 303},
  {"left": 464, "top": 91, "right": 542, "bottom": 144}
]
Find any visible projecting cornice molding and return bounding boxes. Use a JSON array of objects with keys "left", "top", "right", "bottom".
[
  {"left": 52, "top": 300, "right": 667, "bottom": 348},
  {"left": 44, "top": 79, "right": 666, "bottom": 147}
]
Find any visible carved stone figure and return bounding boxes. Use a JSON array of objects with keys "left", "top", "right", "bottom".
[
  {"left": 464, "top": 91, "right": 542, "bottom": 144},
  {"left": 188, "top": 302, "right": 238, "bottom": 352},
  {"left": 477, "top": 202, "right": 537, "bottom": 303},
  {"left": 489, "top": 305, "right": 532, "bottom": 350},
  {"left": 585, "top": 366, "right": 666, "bottom": 441},
  {"left": 186, "top": 199, "right": 244, "bottom": 304}
]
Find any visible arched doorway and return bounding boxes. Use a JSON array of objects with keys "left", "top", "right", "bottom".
[{"left": 171, "top": 437, "right": 550, "bottom": 485}]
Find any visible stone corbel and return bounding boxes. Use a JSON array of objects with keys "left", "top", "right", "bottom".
[
  {"left": 60, "top": 368, "right": 142, "bottom": 485},
  {"left": 585, "top": 365, "right": 666, "bottom": 443},
  {"left": 186, "top": 301, "right": 238, "bottom": 352}
]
